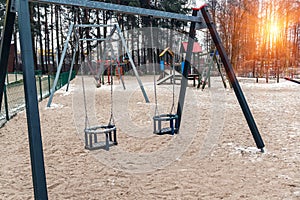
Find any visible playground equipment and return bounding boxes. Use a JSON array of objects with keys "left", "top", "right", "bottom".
[
  {"left": 95, "top": 39, "right": 126, "bottom": 89},
  {"left": 66, "top": 24, "right": 126, "bottom": 89},
  {"left": 214, "top": 51, "right": 229, "bottom": 89},
  {"left": 157, "top": 47, "right": 181, "bottom": 85},
  {"left": 150, "top": 20, "right": 178, "bottom": 135},
  {"left": 157, "top": 45, "right": 203, "bottom": 88},
  {"left": 200, "top": 51, "right": 215, "bottom": 89},
  {"left": 80, "top": 59, "right": 118, "bottom": 151},
  {"left": 180, "top": 41, "right": 202, "bottom": 87},
  {"left": 47, "top": 23, "right": 149, "bottom": 107},
  {"left": 157, "top": 69, "right": 183, "bottom": 85},
  {"left": 201, "top": 50, "right": 227, "bottom": 89},
  {"left": 0, "top": 1, "right": 265, "bottom": 198},
  {"left": 284, "top": 77, "right": 300, "bottom": 84}
]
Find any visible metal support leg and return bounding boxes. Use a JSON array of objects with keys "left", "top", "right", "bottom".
[
  {"left": 47, "top": 23, "right": 74, "bottom": 107},
  {"left": 0, "top": 0, "right": 16, "bottom": 112},
  {"left": 18, "top": 0, "right": 48, "bottom": 198},
  {"left": 117, "top": 66, "right": 126, "bottom": 90},
  {"left": 47, "top": 75, "right": 51, "bottom": 94},
  {"left": 214, "top": 53, "right": 227, "bottom": 89},
  {"left": 200, "top": 5, "right": 265, "bottom": 151},
  {"left": 176, "top": 9, "right": 198, "bottom": 129},
  {"left": 4, "top": 85, "right": 9, "bottom": 121},
  {"left": 39, "top": 76, "right": 42, "bottom": 101},
  {"left": 116, "top": 24, "right": 150, "bottom": 103},
  {"left": 66, "top": 41, "right": 79, "bottom": 91},
  {"left": 202, "top": 50, "right": 215, "bottom": 90}
]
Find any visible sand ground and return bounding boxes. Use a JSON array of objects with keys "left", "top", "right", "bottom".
[{"left": 0, "top": 75, "right": 299, "bottom": 199}]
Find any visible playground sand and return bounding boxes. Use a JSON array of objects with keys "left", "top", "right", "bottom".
[{"left": 0, "top": 76, "right": 299, "bottom": 199}]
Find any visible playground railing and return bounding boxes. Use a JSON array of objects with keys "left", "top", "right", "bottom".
[{"left": 0, "top": 71, "right": 76, "bottom": 127}]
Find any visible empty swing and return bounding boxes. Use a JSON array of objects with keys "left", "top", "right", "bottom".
[
  {"left": 150, "top": 19, "right": 178, "bottom": 135},
  {"left": 81, "top": 59, "right": 118, "bottom": 150},
  {"left": 153, "top": 68, "right": 179, "bottom": 135}
]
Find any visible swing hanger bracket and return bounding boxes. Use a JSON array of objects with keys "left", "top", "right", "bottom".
[{"left": 10, "top": 0, "right": 19, "bottom": 13}]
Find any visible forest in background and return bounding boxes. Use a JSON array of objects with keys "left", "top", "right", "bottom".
[
  {"left": 210, "top": 0, "right": 300, "bottom": 80},
  {"left": 0, "top": 0, "right": 299, "bottom": 80}
]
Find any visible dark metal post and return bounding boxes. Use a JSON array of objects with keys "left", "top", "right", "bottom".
[
  {"left": 6, "top": 73, "right": 9, "bottom": 85},
  {"left": 47, "top": 23, "right": 74, "bottom": 107},
  {"left": 18, "top": 0, "right": 48, "bottom": 199},
  {"left": 4, "top": 85, "right": 9, "bottom": 121},
  {"left": 284, "top": 77, "right": 300, "bottom": 84},
  {"left": 48, "top": 75, "right": 51, "bottom": 95},
  {"left": 66, "top": 41, "right": 79, "bottom": 91},
  {"left": 0, "top": 0, "right": 16, "bottom": 112},
  {"left": 39, "top": 76, "right": 42, "bottom": 101},
  {"left": 214, "top": 53, "right": 227, "bottom": 89},
  {"left": 200, "top": 5, "right": 265, "bottom": 151},
  {"left": 176, "top": 8, "right": 198, "bottom": 129}
]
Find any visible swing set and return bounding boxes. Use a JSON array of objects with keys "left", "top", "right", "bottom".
[
  {"left": 0, "top": 1, "right": 266, "bottom": 198},
  {"left": 47, "top": 23, "right": 150, "bottom": 108}
]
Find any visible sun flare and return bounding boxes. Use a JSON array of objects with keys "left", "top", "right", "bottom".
[
  {"left": 263, "top": 20, "right": 281, "bottom": 46},
  {"left": 270, "top": 23, "right": 280, "bottom": 37}
]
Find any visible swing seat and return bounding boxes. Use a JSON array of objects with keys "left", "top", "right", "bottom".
[
  {"left": 153, "top": 114, "right": 179, "bottom": 135},
  {"left": 84, "top": 124, "right": 117, "bottom": 151},
  {"left": 157, "top": 127, "right": 175, "bottom": 135}
]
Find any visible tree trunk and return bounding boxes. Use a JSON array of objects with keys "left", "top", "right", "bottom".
[
  {"left": 50, "top": 4, "right": 55, "bottom": 73},
  {"left": 59, "top": 9, "right": 65, "bottom": 71},
  {"left": 55, "top": 5, "right": 61, "bottom": 72},
  {"left": 44, "top": 6, "right": 49, "bottom": 74},
  {"left": 29, "top": 2, "right": 38, "bottom": 71},
  {"left": 13, "top": 24, "right": 19, "bottom": 72},
  {"left": 37, "top": 4, "right": 45, "bottom": 73}
]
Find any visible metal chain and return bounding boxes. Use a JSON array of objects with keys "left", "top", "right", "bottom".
[
  {"left": 81, "top": 54, "right": 89, "bottom": 129},
  {"left": 109, "top": 61, "right": 115, "bottom": 125},
  {"left": 151, "top": 17, "right": 159, "bottom": 116},
  {"left": 170, "top": 20, "right": 176, "bottom": 114},
  {"left": 170, "top": 61, "right": 176, "bottom": 114},
  {"left": 108, "top": 39, "right": 115, "bottom": 125}
]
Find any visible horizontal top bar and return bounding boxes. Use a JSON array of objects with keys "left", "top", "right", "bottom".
[
  {"left": 79, "top": 38, "right": 107, "bottom": 41},
  {"left": 79, "top": 38, "right": 119, "bottom": 42},
  {"left": 75, "top": 24, "right": 115, "bottom": 28},
  {"left": 30, "top": 0, "right": 205, "bottom": 24}
]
